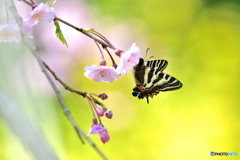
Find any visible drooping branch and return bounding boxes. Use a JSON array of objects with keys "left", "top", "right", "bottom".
[
  {"left": 4, "top": 0, "right": 109, "bottom": 159},
  {"left": 0, "top": 88, "right": 59, "bottom": 160}
]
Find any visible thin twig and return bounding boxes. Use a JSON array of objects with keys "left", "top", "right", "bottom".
[
  {"left": 44, "top": 61, "right": 104, "bottom": 125},
  {"left": 5, "top": 0, "right": 109, "bottom": 159},
  {"left": 54, "top": 17, "right": 112, "bottom": 49},
  {"left": 88, "top": 29, "right": 115, "bottom": 49},
  {"left": 43, "top": 61, "right": 86, "bottom": 97},
  {"left": 21, "top": 0, "right": 33, "bottom": 6},
  {"left": 93, "top": 39, "right": 105, "bottom": 60},
  {"left": 105, "top": 48, "right": 117, "bottom": 67}
]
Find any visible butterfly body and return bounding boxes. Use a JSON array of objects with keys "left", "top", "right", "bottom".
[{"left": 132, "top": 58, "right": 182, "bottom": 103}]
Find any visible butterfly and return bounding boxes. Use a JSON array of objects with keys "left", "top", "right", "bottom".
[{"left": 132, "top": 58, "right": 183, "bottom": 103}]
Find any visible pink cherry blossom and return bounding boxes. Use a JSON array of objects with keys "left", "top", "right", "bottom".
[
  {"left": 116, "top": 43, "right": 141, "bottom": 75},
  {"left": 0, "top": 23, "right": 21, "bottom": 43},
  {"left": 23, "top": 3, "right": 56, "bottom": 32},
  {"left": 84, "top": 65, "right": 119, "bottom": 83},
  {"left": 100, "top": 131, "right": 110, "bottom": 143},
  {"left": 88, "top": 124, "right": 106, "bottom": 135}
]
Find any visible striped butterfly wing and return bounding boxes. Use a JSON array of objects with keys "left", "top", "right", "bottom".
[
  {"left": 132, "top": 58, "right": 182, "bottom": 103},
  {"left": 145, "top": 58, "right": 168, "bottom": 72}
]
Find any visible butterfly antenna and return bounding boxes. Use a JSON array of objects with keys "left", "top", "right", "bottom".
[
  {"left": 145, "top": 48, "right": 150, "bottom": 59},
  {"left": 148, "top": 56, "right": 154, "bottom": 60},
  {"left": 145, "top": 48, "right": 154, "bottom": 60}
]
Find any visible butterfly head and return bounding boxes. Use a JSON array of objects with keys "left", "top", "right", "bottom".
[{"left": 134, "top": 58, "right": 145, "bottom": 69}]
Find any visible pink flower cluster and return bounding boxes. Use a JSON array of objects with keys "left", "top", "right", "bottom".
[
  {"left": 0, "top": 3, "right": 55, "bottom": 43},
  {"left": 84, "top": 44, "right": 141, "bottom": 143},
  {"left": 84, "top": 43, "right": 141, "bottom": 83},
  {"left": 86, "top": 92, "right": 112, "bottom": 143},
  {"left": 23, "top": 3, "right": 56, "bottom": 32}
]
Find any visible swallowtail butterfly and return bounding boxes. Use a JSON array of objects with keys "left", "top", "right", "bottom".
[{"left": 132, "top": 58, "right": 183, "bottom": 103}]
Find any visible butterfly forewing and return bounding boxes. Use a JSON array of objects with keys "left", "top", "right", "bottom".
[
  {"left": 145, "top": 59, "right": 168, "bottom": 72},
  {"left": 145, "top": 60, "right": 167, "bottom": 84},
  {"left": 132, "top": 58, "right": 182, "bottom": 103}
]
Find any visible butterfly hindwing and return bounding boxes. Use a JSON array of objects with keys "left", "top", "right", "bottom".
[
  {"left": 132, "top": 58, "right": 182, "bottom": 103},
  {"left": 154, "top": 72, "right": 183, "bottom": 92}
]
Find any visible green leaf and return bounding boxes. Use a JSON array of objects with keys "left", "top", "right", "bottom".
[
  {"left": 47, "top": 0, "right": 58, "bottom": 7},
  {"left": 54, "top": 21, "right": 68, "bottom": 47}
]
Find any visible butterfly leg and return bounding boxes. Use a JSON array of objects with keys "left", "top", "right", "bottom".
[{"left": 146, "top": 96, "right": 149, "bottom": 104}]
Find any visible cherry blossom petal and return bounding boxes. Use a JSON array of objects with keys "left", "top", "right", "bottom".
[
  {"left": 23, "top": 3, "right": 56, "bottom": 32},
  {"left": 88, "top": 124, "right": 106, "bottom": 135},
  {"left": 84, "top": 65, "right": 119, "bottom": 83},
  {"left": 116, "top": 43, "right": 141, "bottom": 75}
]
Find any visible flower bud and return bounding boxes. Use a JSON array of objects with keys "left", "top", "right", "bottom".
[
  {"left": 115, "top": 49, "right": 124, "bottom": 57},
  {"left": 98, "top": 93, "right": 108, "bottom": 100},
  {"left": 100, "top": 59, "right": 106, "bottom": 66},
  {"left": 100, "top": 131, "right": 110, "bottom": 143},
  {"left": 96, "top": 107, "right": 104, "bottom": 116},
  {"left": 105, "top": 109, "right": 113, "bottom": 119}
]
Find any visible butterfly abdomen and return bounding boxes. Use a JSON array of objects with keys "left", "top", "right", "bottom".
[{"left": 133, "top": 58, "right": 146, "bottom": 86}]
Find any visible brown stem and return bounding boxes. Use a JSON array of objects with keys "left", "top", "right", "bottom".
[
  {"left": 54, "top": 17, "right": 113, "bottom": 49},
  {"left": 88, "top": 29, "right": 116, "bottom": 49},
  {"left": 43, "top": 61, "right": 87, "bottom": 97},
  {"left": 105, "top": 48, "right": 117, "bottom": 68},
  {"left": 21, "top": 0, "right": 33, "bottom": 6}
]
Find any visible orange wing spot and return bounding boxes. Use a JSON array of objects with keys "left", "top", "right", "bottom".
[{"left": 135, "top": 86, "right": 161, "bottom": 99}]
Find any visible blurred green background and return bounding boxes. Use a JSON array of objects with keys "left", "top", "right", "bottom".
[{"left": 0, "top": 0, "right": 240, "bottom": 159}]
